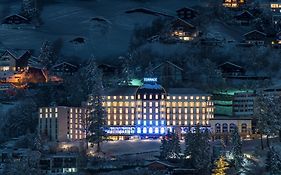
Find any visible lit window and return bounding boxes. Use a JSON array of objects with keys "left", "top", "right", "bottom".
[
  {"left": 40, "top": 114, "right": 42, "bottom": 118},
  {"left": 161, "top": 120, "right": 164, "bottom": 125},
  {"left": 190, "top": 96, "right": 194, "bottom": 100},
  {"left": 144, "top": 95, "right": 146, "bottom": 99},
  {"left": 149, "top": 127, "right": 153, "bottom": 133},
  {"left": 125, "top": 96, "right": 128, "bottom": 99},
  {"left": 131, "top": 96, "right": 134, "bottom": 100},
  {"left": 144, "top": 121, "right": 147, "bottom": 126},
  {"left": 160, "top": 127, "right": 165, "bottom": 134},
  {"left": 39, "top": 108, "right": 42, "bottom": 113},
  {"left": 155, "top": 127, "right": 159, "bottom": 134},
  {"left": 149, "top": 121, "right": 152, "bottom": 125},
  {"left": 149, "top": 94, "right": 152, "bottom": 99},
  {"left": 155, "top": 121, "right": 158, "bottom": 126},
  {"left": 143, "top": 127, "right": 147, "bottom": 133},
  {"left": 137, "top": 127, "right": 141, "bottom": 133},
  {"left": 155, "top": 95, "right": 158, "bottom": 99}
]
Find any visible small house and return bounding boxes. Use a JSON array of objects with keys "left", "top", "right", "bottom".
[
  {"left": 52, "top": 62, "right": 78, "bottom": 76},
  {"left": 153, "top": 60, "right": 184, "bottom": 87},
  {"left": 243, "top": 30, "right": 266, "bottom": 45},
  {"left": 234, "top": 11, "right": 254, "bottom": 25},
  {"left": 223, "top": 0, "right": 246, "bottom": 8},
  {"left": 0, "top": 50, "right": 31, "bottom": 72},
  {"left": 176, "top": 7, "right": 198, "bottom": 20},
  {"left": 2, "top": 14, "right": 30, "bottom": 25},
  {"left": 169, "top": 18, "right": 198, "bottom": 41},
  {"left": 218, "top": 62, "right": 245, "bottom": 77}
]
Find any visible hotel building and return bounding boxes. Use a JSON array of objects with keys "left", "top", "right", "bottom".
[
  {"left": 39, "top": 78, "right": 214, "bottom": 141},
  {"left": 39, "top": 107, "right": 88, "bottom": 142}
]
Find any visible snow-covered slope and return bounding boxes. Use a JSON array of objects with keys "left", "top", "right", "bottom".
[{"left": 0, "top": 0, "right": 203, "bottom": 59}]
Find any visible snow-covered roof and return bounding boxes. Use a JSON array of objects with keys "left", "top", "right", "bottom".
[
  {"left": 153, "top": 60, "right": 183, "bottom": 71},
  {"left": 3, "top": 14, "right": 29, "bottom": 21},
  {"left": 52, "top": 61, "right": 78, "bottom": 68},
  {"left": 0, "top": 50, "right": 30, "bottom": 60},
  {"left": 243, "top": 30, "right": 266, "bottom": 37},
  {"left": 218, "top": 61, "right": 243, "bottom": 69},
  {"left": 167, "top": 88, "right": 210, "bottom": 95}
]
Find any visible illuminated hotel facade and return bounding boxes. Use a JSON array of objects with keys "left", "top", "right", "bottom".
[{"left": 39, "top": 79, "right": 214, "bottom": 141}]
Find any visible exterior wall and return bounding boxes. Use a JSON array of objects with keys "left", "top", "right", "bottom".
[
  {"left": 233, "top": 92, "right": 255, "bottom": 117},
  {"left": 210, "top": 119, "right": 252, "bottom": 135},
  {"left": 39, "top": 94, "right": 214, "bottom": 141},
  {"left": 39, "top": 107, "right": 87, "bottom": 142}
]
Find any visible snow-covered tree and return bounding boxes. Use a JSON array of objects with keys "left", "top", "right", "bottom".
[
  {"left": 21, "top": 0, "right": 39, "bottom": 19},
  {"left": 184, "top": 126, "right": 211, "bottom": 174},
  {"left": 38, "top": 41, "right": 56, "bottom": 69},
  {"left": 119, "top": 54, "right": 136, "bottom": 86},
  {"left": 254, "top": 94, "right": 275, "bottom": 149},
  {"left": 266, "top": 147, "right": 281, "bottom": 175},
  {"left": 230, "top": 126, "right": 243, "bottom": 170},
  {"left": 84, "top": 58, "right": 107, "bottom": 153},
  {"left": 160, "top": 130, "right": 181, "bottom": 159}
]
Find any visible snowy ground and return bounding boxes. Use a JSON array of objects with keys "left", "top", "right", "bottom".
[{"left": 0, "top": 0, "right": 213, "bottom": 60}]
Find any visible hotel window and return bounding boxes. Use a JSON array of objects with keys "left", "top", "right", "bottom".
[
  {"left": 125, "top": 108, "right": 129, "bottom": 113},
  {"left": 190, "top": 108, "right": 193, "bottom": 113},
  {"left": 131, "top": 108, "right": 135, "bottom": 113},
  {"left": 173, "top": 108, "right": 176, "bottom": 113},
  {"left": 202, "top": 96, "right": 205, "bottom": 100},
  {"left": 172, "top": 96, "right": 176, "bottom": 100},
  {"left": 144, "top": 95, "right": 146, "bottom": 99},
  {"left": 107, "top": 102, "right": 111, "bottom": 106},
  {"left": 155, "top": 102, "right": 159, "bottom": 107},
  {"left": 196, "top": 96, "right": 199, "bottom": 100},
  {"left": 114, "top": 121, "right": 117, "bottom": 125},
  {"left": 173, "top": 121, "right": 176, "bottom": 125},
  {"left": 131, "top": 121, "right": 134, "bottom": 125},
  {"left": 114, "top": 115, "right": 116, "bottom": 120},
  {"left": 125, "top": 96, "right": 128, "bottom": 99},
  {"left": 143, "top": 115, "right": 146, "bottom": 119},
  {"left": 144, "top": 108, "right": 147, "bottom": 113},
  {"left": 107, "top": 96, "right": 111, "bottom": 100},
  {"left": 143, "top": 102, "right": 147, "bottom": 106},
  {"left": 155, "top": 115, "right": 158, "bottom": 120},
  {"left": 131, "top": 96, "right": 134, "bottom": 100},
  {"left": 119, "top": 102, "right": 123, "bottom": 106},
  {"left": 196, "top": 108, "right": 199, "bottom": 114},
  {"left": 156, "top": 108, "right": 159, "bottom": 113},
  {"left": 113, "top": 96, "right": 116, "bottom": 100},
  {"left": 107, "top": 121, "right": 111, "bottom": 125},
  {"left": 40, "top": 108, "right": 42, "bottom": 113},
  {"left": 40, "top": 114, "right": 42, "bottom": 118},
  {"left": 190, "top": 96, "right": 194, "bottom": 100},
  {"left": 113, "top": 108, "right": 117, "bottom": 113},
  {"left": 45, "top": 108, "right": 48, "bottom": 113},
  {"left": 125, "top": 115, "right": 128, "bottom": 120},
  {"left": 149, "top": 94, "right": 152, "bottom": 99},
  {"left": 55, "top": 113, "right": 58, "bottom": 118},
  {"left": 190, "top": 102, "right": 194, "bottom": 107},
  {"left": 107, "top": 108, "right": 111, "bottom": 113},
  {"left": 167, "top": 96, "right": 170, "bottom": 100},
  {"left": 149, "top": 108, "right": 152, "bottom": 113},
  {"left": 172, "top": 102, "right": 176, "bottom": 107},
  {"left": 144, "top": 121, "right": 147, "bottom": 126},
  {"left": 190, "top": 115, "right": 193, "bottom": 120},
  {"left": 196, "top": 102, "right": 200, "bottom": 107},
  {"left": 190, "top": 121, "right": 194, "bottom": 125},
  {"left": 149, "top": 115, "right": 152, "bottom": 120},
  {"left": 149, "top": 102, "right": 152, "bottom": 107},
  {"left": 155, "top": 94, "right": 158, "bottom": 99}
]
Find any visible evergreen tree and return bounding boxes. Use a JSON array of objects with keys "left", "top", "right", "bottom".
[
  {"left": 84, "top": 58, "right": 107, "bottom": 153},
  {"left": 168, "top": 131, "right": 181, "bottom": 159},
  {"left": 230, "top": 126, "right": 243, "bottom": 170},
  {"left": 38, "top": 41, "right": 56, "bottom": 69},
  {"left": 266, "top": 147, "right": 281, "bottom": 175},
  {"left": 184, "top": 126, "right": 211, "bottom": 174},
  {"left": 254, "top": 94, "right": 272, "bottom": 149},
  {"left": 119, "top": 54, "right": 135, "bottom": 86},
  {"left": 159, "top": 136, "right": 168, "bottom": 160},
  {"left": 21, "top": 0, "right": 39, "bottom": 19}
]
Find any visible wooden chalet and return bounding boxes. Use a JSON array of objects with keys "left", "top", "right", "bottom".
[
  {"left": 169, "top": 18, "right": 198, "bottom": 41},
  {"left": 176, "top": 7, "right": 198, "bottom": 20},
  {"left": 2, "top": 14, "right": 30, "bottom": 25},
  {"left": 243, "top": 30, "right": 266, "bottom": 46},
  {"left": 218, "top": 62, "right": 245, "bottom": 77},
  {"left": 52, "top": 62, "right": 78, "bottom": 76},
  {"left": 0, "top": 50, "right": 31, "bottom": 72},
  {"left": 223, "top": 0, "right": 246, "bottom": 8},
  {"left": 153, "top": 60, "right": 184, "bottom": 87},
  {"left": 234, "top": 10, "right": 254, "bottom": 25}
]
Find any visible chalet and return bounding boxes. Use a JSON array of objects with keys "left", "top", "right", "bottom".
[
  {"left": 218, "top": 62, "right": 245, "bottom": 77},
  {"left": 0, "top": 50, "right": 31, "bottom": 72},
  {"left": 234, "top": 11, "right": 254, "bottom": 25},
  {"left": 223, "top": 0, "right": 246, "bottom": 8},
  {"left": 243, "top": 30, "right": 266, "bottom": 46},
  {"left": 176, "top": 7, "right": 198, "bottom": 20},
  {"left": 2, "top": 14, "right": 30, "bottom": 25},
  {"left": 52, "top": 62, "right": 78, "bottom": 76},
  {"left": 169, "top": 18, "right": 198, "bottom": 41},
  {"left": 152, "top": 60, "right": 184, "bottom": 87},
  {"left": 146, "top": 161, "right": 176, "bottom": 171},
  {"left": 98, "top": 64, "right": 117, "bottom": 77}
]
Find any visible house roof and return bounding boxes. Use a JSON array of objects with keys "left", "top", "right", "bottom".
[
  {"left": 243, "top": 30, "right": 266, "bottom": 37},
  {"left": 1, "top": 50, "right": 30, "bottom": 60},
  {"left": 146, "top": 161, "right": 177, "bottom": 168},
  {"left": 176, "top": 7, "right": 198, "bottom": 13},
  {"left": 3, "top": 14, "right": 29, "bottom": 21},
  {"left": 167, "top": 88, "right": 210, "bottom": 95},
  {"left": 153, "top": 60, "right": 184, "bottom": 71},
  {"left": 218, "top": 61, "right": 243, "bottom": 69},
  {"left": 52, "top": 61, "right": 78, "bottom": 69},
  {"left": 171, "top": 18, "right": 195, "bottom": 28},
  {"left": 235, "top": 10, "right": 254, "bottom": 19}
]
